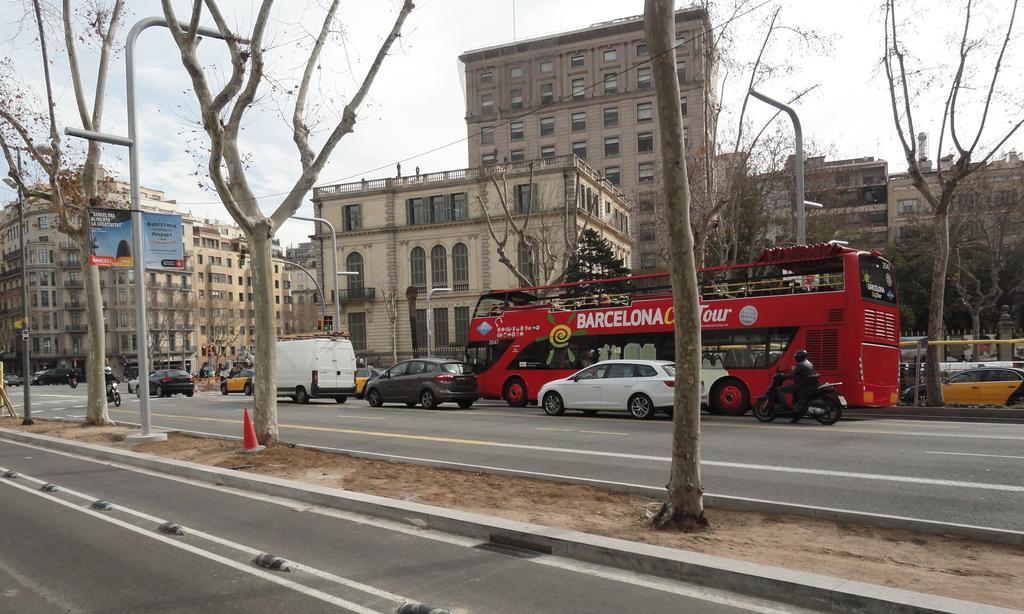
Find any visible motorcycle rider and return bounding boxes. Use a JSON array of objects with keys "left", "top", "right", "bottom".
[
  {"left": 772, "top": 349, "right": 817, "bottom": 411},
  {"left": 104, "top": 366, "right": 117, "bottom": 401}
]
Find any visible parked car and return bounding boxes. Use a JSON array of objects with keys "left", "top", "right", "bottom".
[
  {"left": 364, "top": 359, "right": 478, "bottom": 409},
  {"left": 221, "top": 369, "right": 255, "bottom": 395},
  {"left": 276, "top": 337, "right": 356, "bottom": 404},
  {"left": 901, "top": 367, "right": 1024, "bottom": 405},
  {"left": 539, "top": 360, "right": 678, "bottom": 419},
  {"left": 148, "top": 369, "right": 195, "bottom": 397},
  {"left": 355, "top": 367, "right": 382, "bottom": 399},
  {"left": 3, "top": 373, "right": 23, "bottom": 387},
  {"left": 31, "top": 367, "right": 83, "bottom": 386}
]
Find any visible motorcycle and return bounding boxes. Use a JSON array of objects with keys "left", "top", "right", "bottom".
[
  {"left": 107, "top": 382, "right": 121, "bottom": 407},
  {"left": 753, "top": 372, "right": 846, "bottom": 425},
  {"left": 68, "top": 375, "right": 77, "bottom": 389}
]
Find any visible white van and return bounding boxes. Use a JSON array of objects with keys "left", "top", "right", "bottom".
[{"left": 276, "top": 336, "right": 356, "bottom": 404}]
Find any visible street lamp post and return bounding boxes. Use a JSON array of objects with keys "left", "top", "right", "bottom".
[
  {"left": 291, "top": 216, "right": 340, "bottom": 331},
  {"left": 3, "top": 149, "right": 33, "bottom": 425},
  {"left": 426, "top": 287, "right": 451, "bottom": 357},
  {"left": 274, "top": 258, "right": 326, "bottom": 319},
  {"left": 65, "top": 17, "right": 243, "bottom": 443},
  {"left": 749, "top": 88, "right": 810, "bottom": 244}
]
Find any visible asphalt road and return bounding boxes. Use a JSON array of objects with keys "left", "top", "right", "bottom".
[
  {"left": 12, "top": 385, "right": 1024, "bottom": 533},
  {"left": 0, "top": 437, "right": 794, "bottom": 614}
]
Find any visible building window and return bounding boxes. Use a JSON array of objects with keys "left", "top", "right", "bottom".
[
  {"left": 570, "top": 54, "right": 584, "bottom": 68},
  {"left": 605, "top": 166, "right": 620, "bottom": 185},
  {"left": 510, "top": 149, "right": 525, "bottom": 162},
  {"left": 481, "top": 153, "right": 497, "bottom": 165},
  {"left": 410, "top": 247, "right": 427, "bottom": 290},
  {"left": 540, "top": 82, "right": 554, "bottom": 104},
  {"left": 540, "top": 145, "right": 556, "bottom": 158},
  {"left": 481, "top": 93, "right": 493, "bottom": 114},
  {"left": 510, "top": 88, "right": 523, "bottom": 110},
  {"left": 415, "top": 308, "right": 428, "bottom": 349},
  {"left": 347, "top": 312, "right": 366, "bottom": 351},
  {"left": 680, "top": 96, "right": 688, "bottom": 116},
  {"left": 480, "top": 126, "right": 494, "bottom": 145},
  {"left": 510, "top": 121, "right": 524, "bottom": 141},
  {"left": 604, "top": 136, "right": 619, "bottom": 157},
  {"left": 431, "top": 244, "right": 448, "bottom": 288},
  {"left": 539, "top": 60, "right": 553, "bottom": 73},
  {"left": 515, "top": 184, "right": 533, "bottom": 214},
  {"left": 603, "top": 49, "right": 617, "bottom": 62},
  {"left": 636, "top": 42, "right": 648, "bottom": 56},
  {"left": 430, "top": 194, "right": 448, "bottom": 224},
  {"left": 451, "top": 192, "right": 468, "bottom": 221},
  {"left": 641, "top": 253, "right": 657, "bottom": 270},
  {"left": 481, "top": 70, "right": 493, "bottom": 84},
  {"left": 433, "top": 308, "right": 450, "bottom": 347},
  {"left": 37, "top": 216, "right": 49, "bottom": 229},
  {"left": 407, "top": 197, "right": 429, "bottom": 225},
  {"left": 636, "top": 67, "right": 652, "bottom": 90},
  {"left": 510, "top": 65, "right": 523, "bottom": 79},
  {"left": 639, "top": 162, "right": 655, "bottom": 183},
  {"left": 342, "top": 204, "right": 361, "bottom": 231},
  {"left": 637, "top": 132, "right": 654, "bottom": 153},
  {"left": 452, "top": 243, "right": 469, "bottom": 291},
  {"left": 898, "top": 198, "right": 920, "bottom": 213},
  {"left": 540, "top": 116, "right": 555, "bottom": 136},
  {"left": 603, "top": 73, "right": 617, "bottom": 95},
  {"left": 571, "top": 111, "right": 586, "bottom": 131},
  {"left": 603, "top": 106, "right": 619, "bottom": 128},
  {"left": 676, "top": 59, "right": 687, "bottom": 82},
  {"left": 683, "top": 126, "right": 689, "bottom": 148},
  {"left": 639, "top": 227, "right": 656, "bottom": 242},
  {"left": 637, "top": 101, "right": 653, "bottom": 122},
  {"left": 517, "top": 241, "right": 536, "bottom": 280},
  {"left": 572, "top": 141, "right": 587, "bottom": 160},
  {"left": 571, "top": 77, "right": 585, "bottom": 99},
  {"left": 454, "top": 306, "right": 470, "bottom": 346}
]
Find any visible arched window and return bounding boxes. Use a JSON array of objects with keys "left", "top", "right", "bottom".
[
  {"left": 516, "top": 241, "right": 536, "bottom": 282},
  {"left": 431, "top": 245, "right": 448, "bottom": 288},
  {"left": 345, "top": 252, "right": 364, "bottom": 296},
  {"left": 410, "top": 247, "right": 426, "bottom": 290},
  {"left": 452, "top": 243, "right": 469, "bottom": 291}
]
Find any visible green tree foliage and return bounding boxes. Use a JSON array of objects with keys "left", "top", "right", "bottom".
[{"left": 565, "top": 229, "right": 631, "bottom": 282}]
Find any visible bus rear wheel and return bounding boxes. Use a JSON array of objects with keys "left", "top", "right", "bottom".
[
  {"left": 711, "top": 378, "right": 749, "bottom": 416},
  {"left": 504, "top": 378, "right": 528, "bottom": 408}
]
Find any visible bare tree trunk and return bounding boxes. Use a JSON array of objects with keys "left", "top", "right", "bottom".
[
  {"left": 79, "top": 233, "right": 111, "bottom": 425},
  {"left": 924, "top": 210, "right": 949, "bottom": 404},
  {"left": 646, "top": 0, "right": 707, "bottom": 532},
  {"left": 248, "top": 230, "right": 278, "bottom": 443}
]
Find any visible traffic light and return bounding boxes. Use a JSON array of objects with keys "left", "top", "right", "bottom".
[
  {"left": 316, "top": 319, "right": 323, "bottom": 331},
  {"left": 323, "top": 315, "right": 333, "bottom": 331}
]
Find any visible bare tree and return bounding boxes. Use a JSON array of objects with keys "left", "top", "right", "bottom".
[
  {"left": 478, "top": 163, "right": 585, "bottom": 288},
  {"left": 373, "top": 266, "right": 400, "bottom": 365},
  {"left": 0, "top": 0, "right": 126, "bottom": 425},
  {"left": 198, "top": 291, "right": 242, "bottom": 375},
  {"left": 645, "top": 0, "right": 707, "bottom": 532},
  {"left": 158, "top": 0, "right": 414, "bottom": 444},
  {"left": 883, "top": 0, "right": 1022, "bottom": 404}
]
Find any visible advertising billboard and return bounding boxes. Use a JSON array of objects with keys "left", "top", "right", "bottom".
[{"left": 89, "top": 208, "right": 184, "bottom": 269}]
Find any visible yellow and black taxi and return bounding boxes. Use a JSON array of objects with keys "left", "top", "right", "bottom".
[
  {"left": 355, "top": 368, "right": 382, "bottom": 399},
  {"left": 902, "top": 367, "right": 1024, "bottom": 406},
  {"left": 220, "top": 369, "right": 255, "bottom": 396}
]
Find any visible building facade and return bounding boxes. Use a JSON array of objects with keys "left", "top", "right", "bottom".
[
  {"left": 459, "top": 8, "right": 714, "bottom": 271},
  {"left": 312, "top": 155, "right": 633, "bottom": 361},
  {"left": 283, "top": 241, "right": 322, "bottom": 335}
]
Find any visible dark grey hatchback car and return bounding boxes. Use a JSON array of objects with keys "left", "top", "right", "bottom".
[{"left": 365, "top": 359, "right": 478, "bottom": 409}]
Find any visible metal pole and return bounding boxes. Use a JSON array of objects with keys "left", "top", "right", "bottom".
[
  {"left": 425, "top": 287, "right": 451, "bottom": 358},
  {"left": 291, "top": 216, "right": 339, "bottom": 330},
  {"left": 275, "top": 258, "right": 325, "bottom": 319},
  {"left": 749, "top": 88, "right": 805, "bottom": 244},
  {"left": 16, "top": 149, "right": 32, "bottom": 425}
]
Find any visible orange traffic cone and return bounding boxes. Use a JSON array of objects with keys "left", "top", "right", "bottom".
[{"left": 242, "top": 408, "right": 265, "bottom": 453}]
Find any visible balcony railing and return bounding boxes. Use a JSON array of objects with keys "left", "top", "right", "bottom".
[
  {"left": 59, "top": 260, "right": 79, "bottom": 268},
  {"left": 64, "top": 302, "right": 106, "bottom": 310},
  {"left": 65, "top": 324, "right": 88, "bottom": 332},
  {"left": 452, "top": 282, "right": 471, "bottom": 292},
  {"left": 64, "top": 280, "right": 83, "bottom": 288},
  {"left": 338, "top": 287, "right": 376, "bottom": 301}
]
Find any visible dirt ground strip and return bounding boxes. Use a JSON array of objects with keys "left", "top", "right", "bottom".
[{"left": 2, "top": 418, "right": 1022, "bottom": 609}]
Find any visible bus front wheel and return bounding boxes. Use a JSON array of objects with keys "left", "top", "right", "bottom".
[
  {"left": 711, "top": 378, "right": 749, "bottom": 416},
  {"left": 504, "top": 378, "right": 529, "bottom": 408}
]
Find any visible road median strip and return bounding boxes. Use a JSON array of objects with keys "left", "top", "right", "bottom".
[{"left": 0, "top": 425, "right": 1017, "bottom": 614}]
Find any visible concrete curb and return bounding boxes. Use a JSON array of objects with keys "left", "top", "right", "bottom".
[{"left": 0, "top": 428, "right": 1014, "bottom": 614}]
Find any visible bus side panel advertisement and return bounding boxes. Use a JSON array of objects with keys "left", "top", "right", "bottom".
[{"left": 89, "top": 208, "right": 184, "bottom": 269}]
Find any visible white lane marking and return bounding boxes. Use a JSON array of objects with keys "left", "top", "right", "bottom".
[
  {"left": 0, "top": 549, "right": 87, "bottom": 614},
  {"left": 0, "top": 476, "right": 387, "bottom": 614},
  {"left": 2, "top": 460, "right": 412, "bottom": 606},
  {"left": 926, "top": 451, "right": 1024, "bottom": 460},
  {"left": 531, "top": 555, "right": 816, "bottom": 614},
  {"left": 536, "top": 427, "right": 627, "bottom": 436}
]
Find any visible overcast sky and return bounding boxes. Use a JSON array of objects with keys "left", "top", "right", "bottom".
[{"left": 1, "top": 0, "right": 1021, "bottom": 249}]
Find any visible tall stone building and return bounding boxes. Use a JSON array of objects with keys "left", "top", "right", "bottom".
[
  {"left": 312, "top": 156, "right": 632, "bottom": 360},
  {"left": 282, "top": 242, "right": 321, "bottom": 335},
  {"left": 459, "top": 8, "right": 715, "bottom": 271}
]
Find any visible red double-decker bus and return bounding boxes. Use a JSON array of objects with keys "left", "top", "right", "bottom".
[{"left": 466, "top": 243, "right": 900, "bottom": 414}]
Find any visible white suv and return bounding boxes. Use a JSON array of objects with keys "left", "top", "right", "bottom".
[{"left": 539, "top": 359, "right": 681, "bottom": 419}]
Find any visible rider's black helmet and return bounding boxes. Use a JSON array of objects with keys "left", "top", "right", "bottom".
[{"left": 794, "top": 350, "right": 808, "bottom": 362}]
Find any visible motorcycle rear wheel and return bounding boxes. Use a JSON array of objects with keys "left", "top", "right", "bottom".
[
  {"left": 753, "top": 398, "right": 775, "bottom": 422},
  {"left": 814, "top": 397, "right": 842, "bottom": 425}
]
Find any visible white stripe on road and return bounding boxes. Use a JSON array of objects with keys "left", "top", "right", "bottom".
[
  {"left": 0, "top": 476, "right": 388, "bottom": 614},
  {"left": 926, "top": 451, "right": 1024, "bottom": 460}
]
